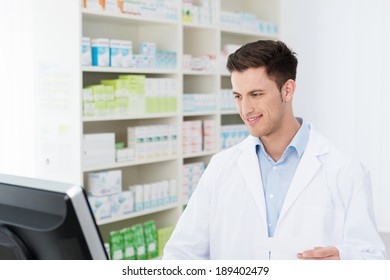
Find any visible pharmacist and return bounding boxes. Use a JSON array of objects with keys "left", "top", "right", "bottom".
[{"left": 163, "top": 40, "right": 387, "bottom": 260}]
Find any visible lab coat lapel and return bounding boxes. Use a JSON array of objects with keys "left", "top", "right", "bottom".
[
  {"left": 238, "top": 136, "right": 267, "bottom": 222},
  {"left": 278, "top": 130, "right": 328, "bottom": 221}
]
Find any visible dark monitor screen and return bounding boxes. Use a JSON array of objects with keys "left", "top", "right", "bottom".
[{"left": 0, "top": 174, "right": 108, "bottom": 260}]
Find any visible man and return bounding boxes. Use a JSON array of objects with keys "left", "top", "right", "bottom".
[{"left": 163, "top": 40, "right": 387, "bottom": 260}]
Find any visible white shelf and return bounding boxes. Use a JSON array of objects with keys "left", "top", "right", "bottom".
[
  {"left": 83, "top": 112, "right": 178, "bottom": 122},
  {"left": 96, "top": 203, "right": 179, "bottom": 225},
  {"left": 82, "top": 66, "right": 178, "bottom": 75},
  {"left": 82, "top": 9, "right": 178, "bottom": 26},
  {"left": 83, "top": 155, "right": 178, "bottom": 172},
  {"left": 183, "top": 150, "right": 217, "bottom": 159},
  {"left": 220, "top": 26, "right": 279, "bottom": 39},
  {"left": 182, "top": 21, "right": 217, "bottom": 31},
  {"left": 221, "top": 110, "right": 238, "bottom": 115},
  {"left": 183, "top": 111, "right": 217, "bottom": 117},
  {"left": 183, "top": 70, "right": 217, "bottom": 76}
]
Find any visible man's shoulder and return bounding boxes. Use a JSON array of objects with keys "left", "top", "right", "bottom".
[
  {"left": 309, "top": 128, "right": 367, "bottom": 174},
  {"left": 212, "top": 135, "right": 253, "bottom": 160}
]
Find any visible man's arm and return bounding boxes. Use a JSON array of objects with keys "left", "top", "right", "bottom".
[
  {"left": 299, "top": 163, "right": 387, "bottom": 260},
  {"left": 162, "top": 161, "right": 214, "bottom": 260}
]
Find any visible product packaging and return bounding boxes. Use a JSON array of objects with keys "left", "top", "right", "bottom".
[
  {"left": 144, "top": 220, "right": 158, "bottom": 259},
  {"left": 109, "top": 230, "right": 124, "bottom": 260}
]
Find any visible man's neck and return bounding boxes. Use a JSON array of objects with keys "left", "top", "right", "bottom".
[{"left": 260, "top": 117, "right": 301, "bottom": 162}]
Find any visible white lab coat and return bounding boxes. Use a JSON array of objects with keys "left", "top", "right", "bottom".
[{"left": 163, "top": 126, "right": 387, "bottom": 260}]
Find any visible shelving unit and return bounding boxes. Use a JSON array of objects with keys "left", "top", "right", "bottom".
[{"left": 81, "top": 0, "right": 279, "bottom": 243}]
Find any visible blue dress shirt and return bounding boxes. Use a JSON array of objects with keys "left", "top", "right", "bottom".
[{"left": 256, "top": 119, "right": 310, "bottom": 237}]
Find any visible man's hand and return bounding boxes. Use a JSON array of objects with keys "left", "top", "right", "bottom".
[{"left": 297, "top": 246, "right": 340, "bottom": 260}]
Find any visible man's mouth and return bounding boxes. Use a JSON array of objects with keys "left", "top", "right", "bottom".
[{"left": 246, "top": 114, "right": 263, "bottom": 124}]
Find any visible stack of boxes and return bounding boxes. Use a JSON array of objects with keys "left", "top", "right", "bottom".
[
  {"left": 182, "top": 120, "right": 202, "bottom": 155},
  {"left": 145, "top": 78, "right": 178, "bottom": 114},
  {"left": 119, "top": 0, "right": 178, "bottom": 20},
  {"left": 128, "top": 179, "right": 177, "bottom": 213},
  {"left": 183, "top": 93, "right": 217, "bottom": 113},
  {"left": 109, "top": 220, "right": 159, "bottom": 260},
  {"left": 87, "top": 170, "right": 129, "bottom": 221},
  {"left": 182, "top": 0, "right": 217, "bottom": 25},
  {"left": 220, "top": 124, "right": 250, "bottom": 150},
  {"left": 82, "top": 38, "right": 177, "bottom": 70},
  {"left": 203, "top": 119, "right": 217, "bottom": 152},
  {"left": 182, "top": 54, "right": 216, "bottom": 71},
  {"left": 182, "top": 162, "right": 205, "bottom": 202},
  {"left": 182, "top": 119, "right": 217, "bottom": 155},
  {"left": 83, "top": 125, "right": 178, "bottom": 168},
  {"left": 127, "top": 124, "right": 178, "bottom": 161},
  {"left": 220, "top": 88, "right": 237, "bottom": 112},
  {"left": 83, "top": 0, "right": 178, "bottom": 21},
  {"left": 108, "top": 221, "right": 174, "bottom": 260},
  {"left": 220, "top": 11, "right": 278, "bottom": 35},
  {"left": 82, "top": 75, "right": 177, "bottom": 117},
  {"left": 87, "top": 169, "right": 177, "bottom": 223}
]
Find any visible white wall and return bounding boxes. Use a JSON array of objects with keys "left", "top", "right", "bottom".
[
  {"left": 280, "top": 0, "right": 390, "bottom": 232},
  {"left": 0, "top": 0, "right": 82, "bottom": 184}
]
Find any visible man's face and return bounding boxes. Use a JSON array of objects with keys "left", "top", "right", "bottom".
[{"left": 231, "top": 67, "right": 286, "bottom": 138}]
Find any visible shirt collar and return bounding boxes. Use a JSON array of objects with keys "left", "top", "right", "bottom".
[
  {"left": 288, "top": 119, "right": 310, "bottom": 158},
  {"left": 255, "top": 118, "right": 310, "bottom": 159}
]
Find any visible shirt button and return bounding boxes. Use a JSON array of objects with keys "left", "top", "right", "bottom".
[
  {"left": 272, "top": 166, "right": 277, "bottom": 170},
  {"left": 268, "top": 223, "right": 272, "bottom": 227},
  {"left": 269, "top": 194, "right": 274, "bottom": 199}
]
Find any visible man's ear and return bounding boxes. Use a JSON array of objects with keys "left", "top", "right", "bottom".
[{"left": 282, "top": 79, "right": 296, "bottom": 102}]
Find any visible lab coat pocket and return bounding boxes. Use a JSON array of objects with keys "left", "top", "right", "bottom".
[{"left": 301, "top": 206, "right": 344, "bottom": 246}]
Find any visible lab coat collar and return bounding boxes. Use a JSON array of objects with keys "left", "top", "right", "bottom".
[
  {"left": 237, "top": 124, "right": 330, "bottom": 232},
  {"left": 237, "top": 136, "right": 268, "bottom": 227},
  {"left": 278, "top": 126, "right": 330, "bottom": 227}
]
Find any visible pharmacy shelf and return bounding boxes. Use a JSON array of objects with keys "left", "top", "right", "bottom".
[
  {"left": 96, "top": 202, "right": 179, "bottom": 225},
  {"left": 183, "top": 150, "right": 218, "bottom": 159},
  {"left": 183, "top": 70, "right": 218, "bottom": 76},
  {"left": 220, "top": 27, "right": 279, "bottom": 39},
  {"left": 182, "top": 21, "right": 217, "bottom": 31},
  {"left": 83, "top": 155, "right": 178, "bottom": 172},
  {"left": 221, "top": 110, "right": 238, "bottom": 115},
  {"left": 183, "top": 111, "right": 218, "bottom": 117},
  {"left": 83, "top": 112, "right": 178, "bottom": 122},
  {"left": 81, "top": 0, "right": 279, "bottom": 237},
  {"left": 82, "top": 9, "right": 179, "bottom": 26},
  {"left": 82, "top": 66, "right": 178, "bottom": 75}
]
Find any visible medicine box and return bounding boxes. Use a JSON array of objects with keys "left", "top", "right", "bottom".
[
  {"left": 88, "top": 169, "right": 122, "bottom": 196},
  {"left": 121, "top": 40, "right": 133, "bottom": 67},
  {"left": 110, "top": 39, "right": 122, "bottom": 67},
  {"left": 82, "top": 37, "right": 92, "bottom": 66},
  {"left": 91, "top": 38, "right": 109, "bottom": 67},
  {"left": 129, "top": 184, "right": 144, "bottom": 212},
  {"left": 83, "top": 133, "right": 116, "bottom": 167},
  {"left": 88, "top": 195, "right": 111, "bottom": 221},
  {"left": 111, "top": 190, "right": 135, "bottom": 217}
]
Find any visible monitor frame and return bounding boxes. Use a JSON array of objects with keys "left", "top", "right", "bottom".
[{"left": 0, "top": 173, "right": 108, "bottom": 260}]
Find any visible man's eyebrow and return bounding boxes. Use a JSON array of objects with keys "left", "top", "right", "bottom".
[{"left": 232, "top": 89, "right": 266, "bottom": 95}]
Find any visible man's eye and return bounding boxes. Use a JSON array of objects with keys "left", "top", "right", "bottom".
[{"left": 233, "top": 95, "right": 240, "bottom": 99}]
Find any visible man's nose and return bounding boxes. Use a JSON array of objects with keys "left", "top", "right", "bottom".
[{"left": 240, "top": 96, "right": 254, "bottom": 114}]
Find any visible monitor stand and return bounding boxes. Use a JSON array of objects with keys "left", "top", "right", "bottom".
[{"left": 0, "top": 226, "right": 31, "bottom": 260}]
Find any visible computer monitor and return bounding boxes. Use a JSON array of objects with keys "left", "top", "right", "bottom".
[{"left": 0, "top": 173, "right": 108, "bottom": 260}]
